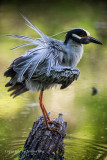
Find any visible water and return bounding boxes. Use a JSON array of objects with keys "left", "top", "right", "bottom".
[{"left": 0, "top": 2, "right": 107, "bottom": 159}]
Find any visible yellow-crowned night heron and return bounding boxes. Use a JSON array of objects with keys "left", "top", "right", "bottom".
[{"left": 4, "top": 16, "right": 102, "bottom": 130}]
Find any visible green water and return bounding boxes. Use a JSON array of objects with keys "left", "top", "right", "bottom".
[{"left": 0, "top": 1, "right": 107, "bottom": 159}]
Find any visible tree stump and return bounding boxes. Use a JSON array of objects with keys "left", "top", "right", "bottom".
[{"left": 19, "top": 113, "right": 67, "bottom": 160}]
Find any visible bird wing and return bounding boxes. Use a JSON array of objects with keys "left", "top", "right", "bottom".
[
  {"left": 5, "top": 16, "right": 65, "bottom": 82},
  {"left": 5, "top": 39, "right": 64, "bottom": 84},
  {"left": 51, "top": 65, "right": 80, "bottom": 89},
  {"left": 31, "top": 64, "right": 80, "bottom": 90},
  {"left": 13, "top": 44, "right": 64, "bottom": 82}
]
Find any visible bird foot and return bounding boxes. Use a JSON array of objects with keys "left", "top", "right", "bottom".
[
  {"left": 42, "top": 121, "right": 62, "bottom": 135},
  {"left": 43, "top": 120, "right": 62, "bottom": 127},
  {"left": 48, "top": 120, "right": 63, "bottom": 127},
  {"left": 42, "top": 125, "right": 61, "bottom": 135}
]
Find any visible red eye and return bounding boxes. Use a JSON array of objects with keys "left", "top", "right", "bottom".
[{"left": 81, "top": 34, "right": 85, "bottom": 37}]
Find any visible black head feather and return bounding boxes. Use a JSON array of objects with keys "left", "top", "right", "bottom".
[
  {"left": 64, "top": 28, "right": 102, "bottom": 45},
  {"left": 64, "top": 28, "right": 89, "bottom": 44}
]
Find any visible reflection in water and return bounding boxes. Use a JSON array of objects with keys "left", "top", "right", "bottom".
[
  {"left": 65, "top": 136, "right": 107, "bottom": 160},
  {"left": 0, "top": 2, "right": 107, "bottom": 160},
  {"left": 0, "top": 137, "right": 26, "bottom": 160},
  {"left": 1, "top": 135, "right": 107, "bottom": 160}
]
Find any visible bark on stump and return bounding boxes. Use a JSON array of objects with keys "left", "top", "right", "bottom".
[{"left": 19, "top": 113, "right": 67, "bottom": 160}]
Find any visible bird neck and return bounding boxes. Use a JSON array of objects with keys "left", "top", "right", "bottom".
[
  {"left": 63, "top": 39, "right": 84, "bottom": 67},
  {"left": 65, "top": 39, "right": 82, "bottom": 47}
]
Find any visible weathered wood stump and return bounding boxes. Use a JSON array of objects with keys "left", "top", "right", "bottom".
[{"left": 19, "top": 113, "right": 67, "bottom": 160}]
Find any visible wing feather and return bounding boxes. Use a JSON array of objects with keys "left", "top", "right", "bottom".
[
  {"left": 6, "top": 35, "right": 35, "bottom": 41},
  {"left": 17, "top": 56, "right": 37, "bottom": 82},
  {"left": 11, "top": 42, "right": 33, "bottom": 50},
  {"left": 22, "top": 15, "right": 47, "bottom": 42},
  {"left": 28, "top": 53, "right": 49, "bottom": 80}
]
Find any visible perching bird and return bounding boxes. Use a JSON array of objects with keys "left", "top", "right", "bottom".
[{"left": 4, "top": 16, "right": 102, "bottom": 130}]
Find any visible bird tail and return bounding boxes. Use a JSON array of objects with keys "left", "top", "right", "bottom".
[
  {"left": 5, "top": 81, "right": 28, "bottom": 98},
  {"left": 4, "top": 63, "right": 28, "bottom": 98}
]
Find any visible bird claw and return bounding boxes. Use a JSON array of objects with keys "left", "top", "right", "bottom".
[
  {"left": 42, "top": 121, "right": 62, "bottom": 135},
  {"left": 43, "top": 120, "right": 62, "bottom": 128},
  {"left": 51, "top": 121, "right": 63, "bottom": 127},
  {"left": 42, "top": 125, "right": 61, "bottom": 135}
]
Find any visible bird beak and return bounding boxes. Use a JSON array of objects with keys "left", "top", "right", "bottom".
[{"left": 88, "top": 36, "right": 102, "bottom": 45}]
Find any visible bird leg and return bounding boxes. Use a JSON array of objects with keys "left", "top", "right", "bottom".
[
  {"left": 39, "top": 91, "right": 50, "bottom": 121},
  {"left": 39, "top": 91, "right": 49, "bottom": 127},
  {"left": 39, "top": 91, "right": 61, "bottom": 133}
]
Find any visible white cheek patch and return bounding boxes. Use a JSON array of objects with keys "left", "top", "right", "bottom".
[{"left": 72, "top": 33, "right": 82, "bottom": 39}]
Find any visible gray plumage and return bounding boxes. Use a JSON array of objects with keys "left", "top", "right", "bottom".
[{"left": 5, "top": 16, "right": 92, "bottom": 97}]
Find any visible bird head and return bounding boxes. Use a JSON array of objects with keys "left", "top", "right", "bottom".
[{"left": 64, "top": 28, "right": 102, "bottom": 45}]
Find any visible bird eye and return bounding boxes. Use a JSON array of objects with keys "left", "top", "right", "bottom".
[{"left": 81, "top": 34, "right": 85, "bottom": 37}]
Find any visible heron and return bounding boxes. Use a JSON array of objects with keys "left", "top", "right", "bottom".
[{"left": 4, "top": 16, "right": 102, "bottom": 131}]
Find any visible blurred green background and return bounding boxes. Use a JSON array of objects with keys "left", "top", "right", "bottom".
[{"left": 0, "top": 0, "right": 107, "bottom": 159}]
